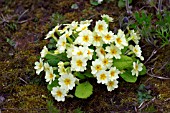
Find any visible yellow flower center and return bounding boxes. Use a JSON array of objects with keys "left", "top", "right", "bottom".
[
  {"left": 100, "top": 74, "right": 106, "bottom": 80},
  {"left": 83, "top": 35, "right": 89, "bottom": 42},
  {"left": 73, "top": 25, "right": 78, "bottom": 30},
  {"left": 65, "top": 33, "right": 69, "bottom": 38},
  {"left": 56, "top": 90, "right": 62, "bottom": 97},
  {"left": 61, "top": 67, "right": 66, "bottom": 73},
  {"left": 62, "top": 41, "right": 66, "bottom": 46},
  {"left": 76, "top": 60, "right": 83, "bottom": 67},
  {"left": 105, "top": 34, "right": 111, "bottom": 40},
  {"left": 135, "top": 64, "right": 138, "bottom": 70},
  {"left": 94, "top": 35, "right": 101, "bottom": 42},
  {"left": 98, "top": 25, "right": 103, "bottom": 31},
  {"left": 108, "top": 81, "right": 114, "bottom": 87},
  {"left": 77, "top": 51, "right": 83, "bottom": 56},
  {"left": 134, "top": 48, "right": 138, "bottom": 53},
  {"left": 110, "top": 71, "right": 115, "bottom": 77},
  {"left": 45, "top": 67, "right": 50, "bottom": 71},
  {"left": 49, "top": 73, "right": 54, "bottom": 79},
  {"left": 64, "top": 78, "right": 71, "bottom": 85},
  {"left": 103, "top": 59, "right": 108, "bottom": 65},
  {"left": 131, "top": 36, "right": 135, "bottom": 40},
  {"left": 87, "top": 50, "right": 91, "bottom": 55},
  {"left": 100, "top": 49, "right": 105, "bottom": 55},
  {"left": 116, "top": 37, "right": 122, "bottom": 44},
  {"left": 111, "top": 49, "right": 117, "bottom": 55},
  {"left": 95, "top": 65, "right": 102, "bottom": 71},
  {"left": 82, "top": 26, "right": 87, "bottom": 31},
  {"left": 39, "top": 63, "right": 43, "bottom": 69}
]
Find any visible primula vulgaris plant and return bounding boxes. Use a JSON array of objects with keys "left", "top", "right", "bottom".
[{"left": 34, "top": 14, "right": 146, "bottom": 102}]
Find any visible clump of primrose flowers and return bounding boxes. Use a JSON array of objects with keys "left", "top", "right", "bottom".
[{"left": 34, "top": 14, "right": 146, "bottom": 102}]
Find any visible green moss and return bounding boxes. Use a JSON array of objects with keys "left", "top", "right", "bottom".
[{"left": 2, "top": 84, "right": 50, "bottom": 112}]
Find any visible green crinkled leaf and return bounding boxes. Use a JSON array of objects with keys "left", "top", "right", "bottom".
[
  {"left": 118, "top": 0, "right": 125, "bottom": 8},
  {"left": 71, "top": 3, "right": 79, "bottom": 9},
  {"left": 48, "top": 38, "right": 57, "bottom": 49},
  {"left": 120, "top": 71, "right": 137, "bottom": 83},
  {"left": 45, "top": 54, "right": 58, "bottom": 60},
  {"left": 49, "top": 38, "right": 56, "bottom": 43},
  {"left": 47, "top": 59, "right": 60, "bottom": 67},
  {"left": 84, "top": 71, "right": 94, "bottom": 78},
  {"left": 45, "top": 54, "right": 59, "bottom": 66},
  {"left": 113, "top": 55, "right": 133, "bottom": 70},
  {"left": 47, "top": 79, "right": 59, "bottom": 91},
  {"left": 118, "top": 0, "right": 132, "bottom": 8},
  {"left": 45, "top": 53, "right": 69, "bottom": 67},
  {"left": 47, "top": 43, "right": 56, "bottom": 49},
  {"left": 90, "top": 0, "right": 99, "bottom": 6},
  {"left": 102, "top": 18, "right": 109, "bottom": 24},
  {"left": 121, "top": 46, "right": 128, "bottom": 54},
  {"left": 74, "top": 72, "right": 86, "bottom": 79},
  {"left": 139, "top": 64, "right": 147, "bottom": 76},
  {"left": 75, "top": 81, "right": 93, "bottom": 99}
]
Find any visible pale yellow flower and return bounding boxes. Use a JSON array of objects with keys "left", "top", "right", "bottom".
[
  {"left": 105, "top": 44, "right": 121, "bottom": 59},
  {"left": 58, "top": 73, "right": 76, "bottom": 90},
  {"left": 45, "top": 25, "right": 60, "bottom": 39},
  {"left": 40, "top": 46, "right": 48, "bottom": 58},
  {"left": 91, "top": 59, "right": 104, "bottom": 75},
  {"left": 106, "top": 80, "right": 118, "bottom": 91},
  {"left": 96, "top": 70, "right": 109, "bottom": 84},
  {"left": 95, "top": 47, "right": 106, "bottom": 59},
  {"left": 92, "top": 31, "right": 103, "bottom": 47},
  {"left": 74, "top": 30, "right": 93, "bottom": 46},
  {"left": 102, "top": 31, "right": 114, "bottom": 44},
  {"left": 100, "top": 56, "right": 113, "bottom": 70},
  {"left": 95, "top": 20, "right": 108, "bottom": 36},
  {"left": 71, "top": 56, "right": 87, "bottom": 72},
  {"left": 51, "top": 86, "right": 67, "bottom": 102},
  {"left": 101, "top": 14, "right": 113, "bottom": 22},
  {"left": 108, "top": 67, "right": 120, "bottom": 80},
  {"left": 113, "top": 29, "right": 128, "bottom": 49},
  {"left": 34, "top": 58, "right": 44, "bottom": 75},
  {"left": 131, "top": 61, "right": 143, "bottom": 77},
  {"left": 45, "top": 67, "right": 56, "bottom": 84},
  {"left": 129, "top": 30, "right": 141, "bottom": 44}
]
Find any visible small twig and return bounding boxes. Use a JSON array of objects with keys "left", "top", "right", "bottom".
[
  {"left": 144, "top": 77, "right": 153, "bottom": 84},
  {"left": 87, "top": 14, "right": 97, "bottom": 20},
  {"left": 139, "top": 4, "right": 158, "bottom": 11},
  {"left": 164, "top": 98, "right": 170, "bottom": 102},
  {"left": 155, "top": 61, "right": 169, "bottom": 74},
  {"left": 138, "top": 97, "right": 156, "bottom": 111},
  {"left": 134, "top": 106, "right": 138, "bottom": 113},
  {"left": 147, "top": 73, "right": 170, "bottom": 80},
  {"left": 138, "top": 101, "right": 145, "bottom": 109},
  {"left": 17, "top": 9, "right": 29, "bottom": 21},
  {"left": 144, "top": 49, "right": 157, "bottom": 64},
  {"left": 17, "top": 18, "right": 32, "bottom": 24},
  {"left": 147, "top": 68, "right": 170, "bottom": 80},
  {"left": 18, "top": 77, "right": 28, "bottom": 84},
  {"left": 0, "top": 14, "right": 9, "bottom": 24},
  {"left": 144, "top": 45, "right": 164, "bottom": 64}
]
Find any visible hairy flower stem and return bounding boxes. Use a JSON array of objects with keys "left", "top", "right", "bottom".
[
  {"left": 125, "top": 0, "right": 132, "bottom": 14},
  {"left": 67, "top": 37, "right": 73, "bottom": 44},
  {"left": 52, "top": 36, "right": 58, "bottom": 42},
  {"left": 158, "top": 0, "right": 163, "bottom": 13}
]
